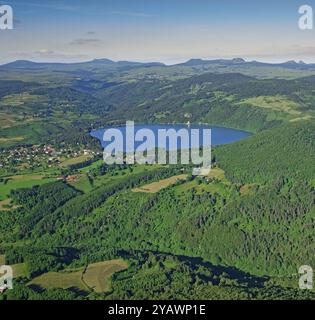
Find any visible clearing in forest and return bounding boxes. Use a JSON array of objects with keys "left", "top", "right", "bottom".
[
  {"left": 29, "top": 259, "right": 128, "bottom": 293},
  {"left": 132, "top": 174, "right": 188, "bottom": 193}
]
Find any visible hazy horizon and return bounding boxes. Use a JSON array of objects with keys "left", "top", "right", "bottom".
[{"left": 1, "top": 56, "right": 315, "bottom": 66}]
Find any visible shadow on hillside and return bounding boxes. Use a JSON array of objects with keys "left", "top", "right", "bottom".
[{"left": 117, "top": 249, "right": 268, "bottom": 288}]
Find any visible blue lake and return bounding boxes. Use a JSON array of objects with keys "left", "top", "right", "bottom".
[{"left": 90, "top": 124, "right": 252, "bottom": 152}]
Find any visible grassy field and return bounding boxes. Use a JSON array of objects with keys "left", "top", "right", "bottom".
[
  {"left": 0, "top": 93, "right": 44, "bottom": 107},
  {"left": 174, "top": 168, "right": 228, "bottom": 196},
  {"left": 78, "top": 159, "right": 104, "bottom": 173},
  {"left": 68, "top": 171, "right": 128, "bottom": 193},
  {"left": 29, "top": 259, "right": 128, "bottom": 293},
  {"left": 68, "top": 174, "right": 93, "bottom": 193},
  {"left": 174, "top": 179, "right": 228, "bottom": 196},
  {"left": 207, "top": 167, "right": 227, "bottom": 181},
  {"left": 30, "top": 269, "right": 86, "bottom": 291},
  {"left": 0, "top": 255, "right": 27, "bottom": 277},
  {"left": 70, "top": 164, "right": 163, "bottom": 193},
  {"left": 0, "top": 174, "right": 56, "bottom": 201},
  {"left": 0, "top": 113, "right": 18, "bottom": 129},
  {"left": 60, "top": 155, "right": 92, "bottom": 168},
  {"left": 240, "top": 95, "right": 301, "bottom": 115},
  {"left": 0, "top": 136, "right": 24, "bottom": 143},
  {"left": 82, "top": 259, "right": 128, "bottom": 293},
  {"left": 12, "top": 263, "right": 27, "bottom": 278},
  {"left": 132, "top": 174, "right": 188, "bottom": 193},
  {"left": 132, "top": 169, "right": 228, "bottom": 195}
]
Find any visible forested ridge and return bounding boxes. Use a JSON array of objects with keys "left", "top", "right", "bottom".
[
  {"left": 1, "top": 121, "right": 314, "bottom": 299},
  {"left": 216, "top": 121, "right": 315, "bottom": 184}
]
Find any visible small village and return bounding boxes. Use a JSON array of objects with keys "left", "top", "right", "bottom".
[{"left": 0, "top": 144, "right": 97, "bottom": 170}]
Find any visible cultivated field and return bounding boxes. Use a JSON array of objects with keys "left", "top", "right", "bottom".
[
  {"left": 29, "top": 259, "right": 128, "bottom": 293},
  {"left": 132, "top": 174, "right": 188, "bottom": 193},
  {"left": 60, "top": 155, "right": 92, "bottom": 168},
  {"left": 30, "top": 269, "right": 86, "bottom": 291},
  {"left": 12, "top": 263, "right": 27, "bottom": 278},
  {"left": 82, "top": 259, "right": 128, "bottom": 293},
  {"left": 207, "top": 167, "right": 227, "bottom": 181}
]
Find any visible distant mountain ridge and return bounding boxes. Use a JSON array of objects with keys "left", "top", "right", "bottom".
[
  {"left": 177, "top": 58, "right": 315, "bottom": 70},
  {"left": 0, "top": 59, "right": 165, "bottom": 70},
  {"left": 2, "top": 57, "right": 315, "bottom": 71}
]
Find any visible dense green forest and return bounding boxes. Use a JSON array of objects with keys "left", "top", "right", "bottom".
[
  {"left": 2, "top": 251, "right": 315, "bottom": 301},
  {"left": 0, "top": 59, "right": 314, "bottom": 300}
]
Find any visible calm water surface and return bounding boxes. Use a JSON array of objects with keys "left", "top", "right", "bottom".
[{"left": 91, "top": 124, "right": 252, "bottom": 151}]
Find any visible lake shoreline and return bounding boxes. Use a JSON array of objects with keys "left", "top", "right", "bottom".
[{"left": 90, "top": 123, "right": 252, "bottom": 151}]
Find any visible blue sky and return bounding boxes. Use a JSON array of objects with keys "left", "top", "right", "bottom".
[{"left": 1, "top": 0, "right": 315, "bottom": 64}]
